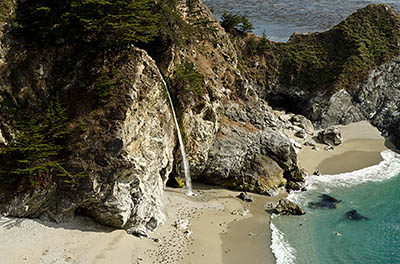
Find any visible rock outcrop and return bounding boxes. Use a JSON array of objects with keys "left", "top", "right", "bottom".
[
  {"left": 153, "top": 0, "right": 303, "bottom": 194},
  {"left": 248, "top": 4, "right": 400, "bottom": 147},
  {"left": 0, "top": 47, "right": 176, "bottom": 234},
  {"left": 308, "top": 194, "right": 341, "bottom": 209},
  {"left": 318, "top": 126, "right": 343, "bottom": 146},
  {"left": 274, "top": 198, "right": 305, "bottom": 215},
  {"left": 0, "top": 0, "right": 304, "bottom": 232},
  {"left": 345, "top": 209, "right": 369, "bottom": 221},
  {"left": 202, "top": 116, "right": 297, "bottom": 195}
]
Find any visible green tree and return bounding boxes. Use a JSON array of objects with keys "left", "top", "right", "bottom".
[
  {"left": 15, "top": 0, "right": 160, "bottom": 47},
  {"left": 257, "top": 31, "right": 271, "bottom": 52},
  {"left": 0, "top": 98, "right": 72, "bottom": 189},
  {"left": 67, "top": 0, "right": 159, "bottom": 46},
  {"left": 173, "top": 62, "right": 204, "bottom": 95},
  {"left": 239, "top": 16, "right": 254, "bottom": 33},
  {"left": 220, "top": 11, "right": 254, "bottom": 33},
  {"left": 220, "top": 11, "right": 241, "bottom": 32}
]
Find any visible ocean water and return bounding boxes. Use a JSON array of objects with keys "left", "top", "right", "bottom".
[
  {"left": 203, "top": 0, "right": 400, "bottom": 41},
  {"left": 271, "top": 150, "right": 400, "bottom": 264}
]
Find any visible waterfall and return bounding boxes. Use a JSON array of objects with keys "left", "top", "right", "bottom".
[{"left": 161, "top": 76, "right": 194, "bottom": 196}]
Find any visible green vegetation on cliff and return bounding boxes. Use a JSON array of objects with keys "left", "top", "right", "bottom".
[
  {"left": 15, "top": 0, "right": 160, "bottom": 47},
  {"left": 0, "top": 98, "right": 82, "bottom": 191},
  {"left": 279, "top": 4, "right": 400, "bottom": 91},
  {"left": 236, "top": 4, "right": 400, "bottom": 93},
  {"left": 220, "top": 11, "right": 254, "bottom": 33},
  {"left": 172, "top": 61, "right": 205, "bottom": 96},
  {"left": 0, "top": 0, "right": 14, "bottom": 23}
]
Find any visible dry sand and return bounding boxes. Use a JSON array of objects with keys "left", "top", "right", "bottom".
[
  {"left": 0, "top": 184, "right": 282, "bottom": 264},
  {"left": 298, "top": 121, "right": 389, "bottom": 175},
  {"left": 0, "top": 121, "right": 389, "bottom": 264}
]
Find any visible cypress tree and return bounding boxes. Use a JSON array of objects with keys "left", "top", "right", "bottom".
[{"left": 15, "top": 0, "right": 160, "bottom": 47}]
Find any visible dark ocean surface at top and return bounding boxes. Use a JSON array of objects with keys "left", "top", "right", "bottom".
[{"left": 202, "top": 0, "right": 400, "bottom": 42}]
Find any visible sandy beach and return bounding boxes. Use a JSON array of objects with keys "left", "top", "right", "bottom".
[
  {"left": 0, "top": 184, "right": 283, "bottom": 264},
  {"left": 0, "top": 121, "right": 390, "bottom": 264},
  {"left": 298, "top": 121, "right": 389, "bottom": 175}
]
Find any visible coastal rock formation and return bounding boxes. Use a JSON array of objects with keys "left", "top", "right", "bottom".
[
  {"left": 318, "top": 127, "right": 343, "bottom": 146},
  {"left": 0, "top": 0, "right": 303, "bottom": 232},
  {"left": 202, "top": 115, "right": 299, "bottom": 195},
  {"left": 152, "top": 0, "right": 303, "bottom": 194},
  {"left": 308, "top": 194, "right": 341, "bottom": 209},
  {"left": 248, "top": 4, "right": 400, "bottom": 147},
  {"left": 0, "top": 47, "right": 176, "bottom": 234},
  {"left": 345, "top": 209, "right": 369, "bottom": 221},
  {"left": 274, "top": 198, "right": 305, "bottom": 215}
]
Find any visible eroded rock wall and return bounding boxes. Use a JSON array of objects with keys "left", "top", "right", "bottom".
[{"left": 0, "top": 46, "right": 176, "bottom": 234}]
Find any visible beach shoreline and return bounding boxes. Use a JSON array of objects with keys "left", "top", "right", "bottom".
[
  {"left": 0, "top": 121, "right": 391, "bottom": 264},
  {"left": 0, "top": 183, "right": 282, "bottom": 264},
  {"left": 298, "top": 121, "right": 389, "bottom": 176}
]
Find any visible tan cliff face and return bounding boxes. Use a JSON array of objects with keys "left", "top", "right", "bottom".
[
  {"left": 0, "top": 42, "right": 176, "bottom": 233},
  {"left": 77, "top": 48, "right": 176, "bottom": 233},
  {"left": 156, "top": 0, "right": 300, "bottom": 193}
]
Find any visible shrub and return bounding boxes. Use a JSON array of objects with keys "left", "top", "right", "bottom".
[
  {"left": 0, "top": 97, "right": 76, "bottom": 189},
  {"left": 173, "top": 62, "right": 204, "bottom": 96},
  {"left": 15, "top": 0, "right": 160, "bottom": 47},
  {"left": 220, "top": 11, "right": 241, "bottom": 32},
  {"left": 221, "top": 11, "right": 254, "bottom": 33}
]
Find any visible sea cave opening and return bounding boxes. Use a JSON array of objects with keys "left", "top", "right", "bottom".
[{"left": 266, "top": 93, "right": 305, "bottom": 115}]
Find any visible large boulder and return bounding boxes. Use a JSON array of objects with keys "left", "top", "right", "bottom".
[
  {"left": 318, "top": 126, "right": 343, "bottom": 146},
  {"left": 308, "top": 194, "right": 341, "bottom": 209},
  {"left": 202, "top": 115, "right": 297, "bottom": 195},
  {"left": 274, "top": 198, "right": 305, "bottom": 215},
  {"left": 291, "top": 115, "right": 314, "bottom": 134}
]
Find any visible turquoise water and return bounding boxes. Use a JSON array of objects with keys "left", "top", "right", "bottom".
[{"left": 271, "top": 150, "right": 400, "bottom": 264}]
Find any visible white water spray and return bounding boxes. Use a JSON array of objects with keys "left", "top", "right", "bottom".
[{"left": 161, "top": 76, "right": 194, "bottom": 196}]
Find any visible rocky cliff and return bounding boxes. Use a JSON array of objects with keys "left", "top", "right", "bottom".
[
  {"left": 0, "top": 0, "right": 399, "bottom": 234},
  {"left": 236, "top": 4, "right": 400, "bottom": 144},
  {"left": 0, "top": 42, "right": 176, "bottom": 234}
]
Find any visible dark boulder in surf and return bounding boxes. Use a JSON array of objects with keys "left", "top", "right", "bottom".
[
  {"left": 308, "top": 194, "right": 341, "bottom": 209},
  {"left": 345, "top": 209, "right": 369, "bottom": 221}
]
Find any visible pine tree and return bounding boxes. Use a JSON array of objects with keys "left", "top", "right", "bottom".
[
  {"left": 220, "top": 11, "right": 241, "bottom": 32},
  {"left": 15, "top": 0, "right": 160, "bottom": 47},
  {"left": 0, "top": 98, "right": 70, "bottom": 188},
  {"left": 239, "top": 16, "right": 254, "bottom": 33}
]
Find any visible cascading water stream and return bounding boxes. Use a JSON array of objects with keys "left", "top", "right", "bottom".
[{"left": 161, "top": 76, "right": 194, "bottom": 196}]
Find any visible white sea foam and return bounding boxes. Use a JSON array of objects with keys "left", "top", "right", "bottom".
[
  {"left": 304, "top": 150, "right": 400, "bottom": 191},
  {"left": 288, "top": 150, "right": 400, "bottom": 204},
  {"left": 270, "top": 216, "right": 297, "bottom": 264}
]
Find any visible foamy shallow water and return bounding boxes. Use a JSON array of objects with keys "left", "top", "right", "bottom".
[
  {"left": 203, "top": 0, "right": 400, "bottom": 41},
  {"left": 270, "top": 149, "right": 400, "bottom": 264}
]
